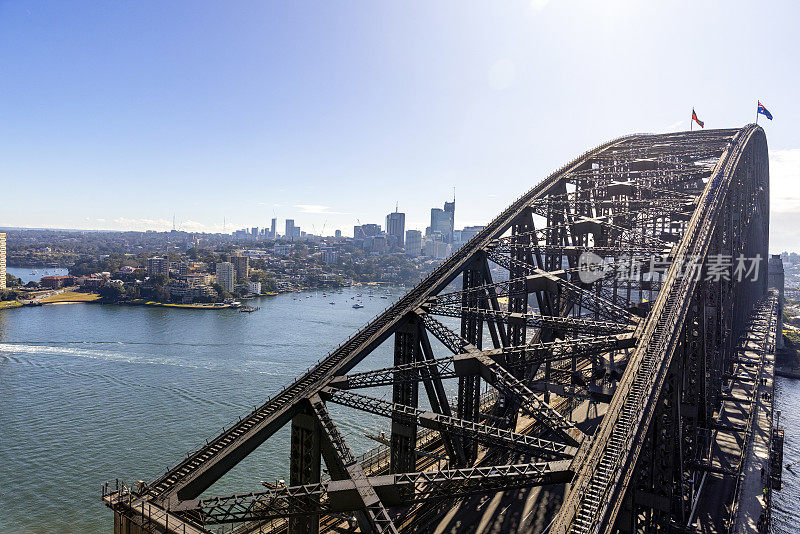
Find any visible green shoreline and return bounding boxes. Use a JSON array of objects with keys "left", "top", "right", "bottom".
[{"left": 1, "top": 285, "right": 399, "bottom": 311}]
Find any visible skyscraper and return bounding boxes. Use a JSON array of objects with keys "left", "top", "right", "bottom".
[
  {"left": 460, "top": 225, "right": 485, "bottom": 243},
  {"left": 354, "top": 224, "right": 381, "bottom": 239},
  {"left": 0, "top": 233, "right": 6, "bottom": 290},
  {"left": 444, "top": 199, "right": 455, "bottom": 242},
  {"left": 215, "top": 262, "right": 235, "bottom": 292},
  {"left": 285, "top": 219, "right": 295, "bottom": 241},
  {"left": 386, "top": 210, "right": 405, "bottom": 247},
  {"left": 229, "top": 252, "right": 249, "bottom": 283},
  {"left": 430, "top": 206, "right": 454, "bottom": 243},
  {"left": 270, "top": 218, "right": 277, "bottom": 238},
  {"left": 405, "top": 230, "right": 422, "bottom": 257}
]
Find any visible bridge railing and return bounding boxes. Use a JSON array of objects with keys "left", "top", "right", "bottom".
[{"left": 102, "top": 480, "right": 203, "bottom": 533}]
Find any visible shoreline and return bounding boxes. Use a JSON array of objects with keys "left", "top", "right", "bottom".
[{"left": 1, "top": 283, "right": 402, "bottom": 312}]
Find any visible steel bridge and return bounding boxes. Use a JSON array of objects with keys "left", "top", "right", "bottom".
[{"left": 103, "top": 125, "right": 772, "bottom": 533}]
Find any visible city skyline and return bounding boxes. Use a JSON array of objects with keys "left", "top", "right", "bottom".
[
  {"left": 1, "top": 2, "right": 798, "bottom": 250},
  {"left": 0, "top": 195, "right": 461, "bottom": 240}
]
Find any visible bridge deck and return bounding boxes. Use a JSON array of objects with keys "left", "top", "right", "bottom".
[{"left": 103, "top": 490, "right": 205, "bottom": 534}]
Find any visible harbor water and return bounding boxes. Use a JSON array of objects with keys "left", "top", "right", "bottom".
[
  {"left": 1, "top": 278, "right": 798, "bottom": 532},
  {"left": 0, "top": 285, "right": 404, "bottom": 532}
]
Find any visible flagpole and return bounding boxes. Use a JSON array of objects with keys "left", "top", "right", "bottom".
[
  {"left": 690, "top": 109, "right": 693, "bottom": 131},
  {"left": 756, "top": 102, "right": 759, "bottom": 125}
]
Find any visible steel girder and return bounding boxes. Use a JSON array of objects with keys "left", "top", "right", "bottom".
[
  {"left": 427, "top": 305, "right": 634, "bottom": 336},
  {"left": 309, "top": 394, "right": 398, "bottom": 534},
  {"left": 288, "top": 407, "right": 322, "bottom": 534},
  {"left": 431, "top": 270, "right": 637, "bottom": 325},
  {"left": 330, "top": 334, "right": 635, "bottom": 390},
  {"left": 321, "top": 387, "right": 577, "bottom": 459},
  {"left": 181, "top": 460, "right": 572, "bottom": 525}
]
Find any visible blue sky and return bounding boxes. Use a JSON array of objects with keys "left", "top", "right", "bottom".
[{"left": 1, "top": 1, "right": 798, "bottom": 251}]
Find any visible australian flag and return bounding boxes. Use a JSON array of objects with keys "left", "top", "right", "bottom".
[{"left": 758, "top": 101, "right": 773, "bottom": 120}]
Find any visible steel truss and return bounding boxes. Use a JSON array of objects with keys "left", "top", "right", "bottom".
[
  {"left": 185, "top": 460, "right": 572, "bottom": 525},
  {"left": 105, "top": 126, "right": 770, "bottom": 534}
]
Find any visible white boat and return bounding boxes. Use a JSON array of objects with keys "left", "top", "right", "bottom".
[{"left": 352, "top": 303, "right": 364, "bottom": 309}]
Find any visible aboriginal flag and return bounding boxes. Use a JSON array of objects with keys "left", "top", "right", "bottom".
[{"left": 692, "top": 109, "right": 704, "bottom": 128}]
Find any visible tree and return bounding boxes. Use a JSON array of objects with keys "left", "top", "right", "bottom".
[
  {"left": 123, "top": 284, "right": 141, "bottom": 300},
  {"left": 149, "top": 273, "right": 169, "bottom": 287},
  {"left": 153, "top": 286, "right": 171, "bottom": 302},
  {"left": 116, "top": 268, "right": 146, "bottom": 283},
  {"left": 1, "top": 289, "right": 20, "bottom": 301},
  {"left": 211, "top": 283, "right": 232, "bottom": 301},
  {"left": 5, "top": 273, "right": 23, "bottom": 287},
  {"left": 98, "top": 284, "right": 125, "bottom": 303}
]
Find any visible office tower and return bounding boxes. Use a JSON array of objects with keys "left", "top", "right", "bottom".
[
  {"left": 371, "top": 235, "right": 387, "bottom": 253},
  {"left": 251, "top": 227, "right": 258, "bottom": 237},
  {"left": 386, "top": 210, "right": 406, "bottom": 247},
  {"left": 354, "top": 224, "right": 380, "bottom": 239},
  {"left": 270, "top": 218, "right": 277, "bottom": 238},
  {"left": 285, "top": 220, "right": 295, "bottom": 241},
  {"left": 461, "top": 226, "right": 485, "bottom": 243},
  {"left": 229, "top": 253, "right": 250, "bottom": 283},
  {"left": 430, "top": 208, "right": 451, "bottom": 243},
  {"left": 0, "top": 233, "right": 5, "bottom": 290},
  {"left": 405, "top": 230, "right": 422, "bottom": 257},
  {"left": 423, "top": 240, "right": 451, "bottom": 260},
  {"left": 428, "top": 199, "right": 455, "bottom": 243},
  {"left": 335, "top": 229, "right": 342, "bottom": 238},
  {"left": 215, "top": 262, "right": 235, "bottom": 292},
  {"left": 444, "top": 199, "right": 455, "bottom": 242}
]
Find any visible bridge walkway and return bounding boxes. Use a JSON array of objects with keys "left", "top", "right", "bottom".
[{"left": 692, "top": 293, "right": 778, "bottom": 533}]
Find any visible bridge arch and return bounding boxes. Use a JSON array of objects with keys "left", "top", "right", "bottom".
[{"left": 104, "top": 125, "right": 774, "bottom": 534}]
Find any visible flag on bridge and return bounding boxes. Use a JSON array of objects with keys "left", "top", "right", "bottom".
[
  {"left": 692, "top": 108, "right": 704, "bottom": 129},
  {"left": 757, "top": 101, "right": 773, "bottom": 121}
]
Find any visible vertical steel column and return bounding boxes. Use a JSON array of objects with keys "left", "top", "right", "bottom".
[
  {"left": 680, "top": 296, "right": 706, "bottom": 522},
  {"left": 417, "top": 322, "right": 464, "bottom": 465},
  {"left": 508, "top": 215, "right": 532, "bottom": 348},
  {"left": 288, "top": 410, "right": 321, "bottom": 534},
  {"left": 391, "top": 317, "right": 419, "bottom": 479},
  {"left": 458, "top": 258, "right": 483, "bottom": 464}
]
